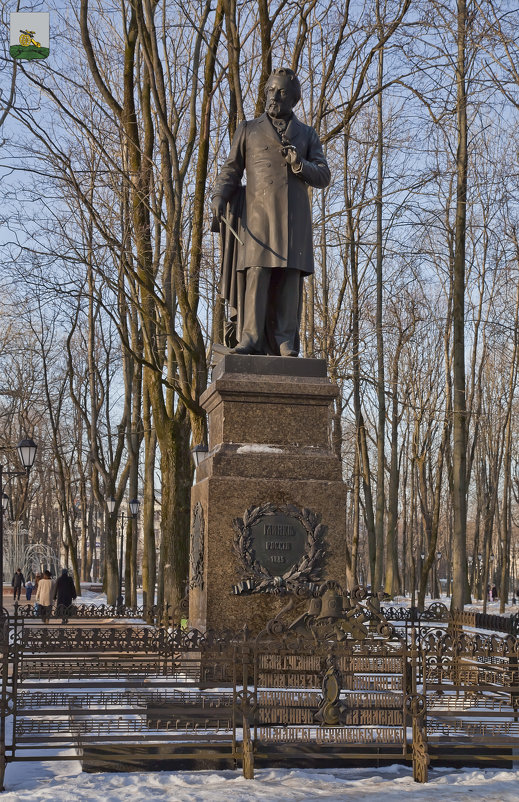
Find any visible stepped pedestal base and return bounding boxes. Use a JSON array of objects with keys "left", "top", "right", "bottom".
[{"left": 189, "top": 355, "right": 347, "bottom": 634}]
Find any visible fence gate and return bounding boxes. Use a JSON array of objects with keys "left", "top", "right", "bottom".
[
  {"left": 234, "top": 585, "right": 429, "bottom": 781},
  {"left": 422, "top": 625, "right": 519, "bottom": 766},
  {"left": 0, "top": 611, "right": 247, "bottom": 786}
]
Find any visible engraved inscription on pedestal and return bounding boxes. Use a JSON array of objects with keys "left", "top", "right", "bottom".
[{"left": 232, "top": 503, "right": 326, "bottom": 594}]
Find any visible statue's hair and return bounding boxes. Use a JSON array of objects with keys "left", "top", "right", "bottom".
[{"left": 265, "top": 67, "right": 301, "bottom": 104}]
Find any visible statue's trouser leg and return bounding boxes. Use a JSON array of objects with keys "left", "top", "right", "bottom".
[
  {"left": 268, "top": 268, "right": 301, "bottom": 355},
  {"left": 237, "top": 266, "right": 271, "bottom": 353}
]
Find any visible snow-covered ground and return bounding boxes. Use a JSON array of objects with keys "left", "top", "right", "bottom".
[
  {"left": 3, "top": 761, "right": 519, "bottom": 801},
  {"left": 12, "top": 585, "right": 518, "bottom": 616},
  {"left": 382, "top": 593, "right": 519, "bottom": 616}
]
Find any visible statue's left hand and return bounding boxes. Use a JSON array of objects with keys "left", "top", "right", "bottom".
[
  {"left": 211, "top": 195, "right": 226, "bottom": 221},
  {"left": 281, "top": 144, "right": 300, "bottom": 168}
]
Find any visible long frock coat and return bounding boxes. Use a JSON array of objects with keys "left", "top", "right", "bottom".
[{"left": 213, "top": 112, "right": 330, "bottom": 276}]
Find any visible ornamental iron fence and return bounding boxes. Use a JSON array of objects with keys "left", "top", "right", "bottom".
[{"left": 0, "top": 587, "right": 518, "bottom": 789}]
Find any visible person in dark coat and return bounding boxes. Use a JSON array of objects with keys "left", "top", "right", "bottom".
[
  {"left": 212, "top": 67, "right": 330, "bottom": 357},
  {"left": 11, "top": 568, "right": 25, "bottom": 601},
  {"left": 54, "top": 569, "right": 77, "bottom": 608}
]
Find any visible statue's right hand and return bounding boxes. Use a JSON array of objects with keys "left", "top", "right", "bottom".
[{"left": 211, "top": 195, "right": 226, "bottom": 221}]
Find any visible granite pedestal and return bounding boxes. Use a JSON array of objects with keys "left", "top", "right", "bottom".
[{"left": 189, "top": 355, "right": 347, "bottom": 634}]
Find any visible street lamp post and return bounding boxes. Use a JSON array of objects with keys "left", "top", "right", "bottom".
[
  {"left": 127, "top": 499, "right": 140, "bottom": 607},
  {"left": 419, "top": 552, "right": 425, "bottom": 597},
  {"left": 0, "top": 438, "right": 37, "bottom": 606},
  {"left": 512, "top": 543, "right": 517, "bottom": 606},
  {"left": 500, "top": 539, "right": 506, "bottom": 604},
  {"left": 107, "top": 496, "right": 140, "bottom": 608},
  {"left": 191, "top": 444, "right": 208, "bottom": 471}
]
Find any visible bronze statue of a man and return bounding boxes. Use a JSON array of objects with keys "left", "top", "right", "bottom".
[{"left": 212, "top": 67, "right": 330, "bottom": 357}]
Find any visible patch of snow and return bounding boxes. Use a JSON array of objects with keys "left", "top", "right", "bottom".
[
  {"left": 3, "top": 764, "right": 519, "bottom": 801},
  {"left": 237, "top": 444, "right": 283, "bottom": 454}
]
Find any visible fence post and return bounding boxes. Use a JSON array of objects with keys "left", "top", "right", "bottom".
[
  {"left": 0, "top": 608, "right": 10, "bottom": 791},
  {"left": 409, "top": 627, "right": 429, "bottom": 782},
  {"left": 236, "top": 641, "right": 255, "bottom": 779},
  {"left": 509, "top": 635, "right": 519, "bottom": 716}
]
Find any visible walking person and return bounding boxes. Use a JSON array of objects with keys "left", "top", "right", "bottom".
[
  {"left": 35, "top": 570, "right": 55, "bottom": 624},
  {"left": 25, "top": 579, "right": 34, "bottom": 602},
  {"left": 33, "top": 573, "right": 42, "bottom": 617},
  {"left": 54, "top": 569, "right": 77, "bottom": 623},
  {"left": 11, "top": 568, "right": 25, "bottom": 601}
]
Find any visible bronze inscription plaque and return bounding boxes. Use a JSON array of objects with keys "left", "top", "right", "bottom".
[
  {"left": 250, "top": 513, "right": 307, "bottom": 572},
  {"left": 232, "top": 503, "right": 326, "bottom": 594}
]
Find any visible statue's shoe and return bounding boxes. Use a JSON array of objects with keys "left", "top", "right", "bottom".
[{"left": 231, "top": 343, "right": 258, "bottom": 355}]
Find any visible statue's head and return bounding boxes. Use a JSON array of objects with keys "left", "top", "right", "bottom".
[{"left": 265, "top": 67, "right": 301, "bottom": 118}]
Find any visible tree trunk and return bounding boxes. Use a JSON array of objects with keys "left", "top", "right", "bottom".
[
  {"left": 142, "top": 378, "right": 157, "bottom": 612},
  {"left": 385, "top": 343, "right": 403, "bottom": 596},
  {"left": 345, "top": 126, "right": 376, "bottom": 590},
  {"left": 451, "top": 0, "right": 469, "bottom": 610},
  {"left": 499, "top": 275, "right": 519, "bottom": 611},
  {"left": 158, "top": 411, "right": 192, "bottom": 616},
  {"left": 374, "top": 30, "right": 385, "bottom": 596}
]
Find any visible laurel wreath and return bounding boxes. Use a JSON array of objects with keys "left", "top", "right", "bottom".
[{"left": 232, "top": 503, "right": 326, "bottom": 594}]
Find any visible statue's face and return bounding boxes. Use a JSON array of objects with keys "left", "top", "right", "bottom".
[{"left": 265, "top": 75, "right": 296, "bottom": 118}]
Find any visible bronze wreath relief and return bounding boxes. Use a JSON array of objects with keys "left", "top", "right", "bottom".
[{"left": 232, "top": 502, "right": 326, "bottom": 594}]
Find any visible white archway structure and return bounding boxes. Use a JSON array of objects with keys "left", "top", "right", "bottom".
[
  {"left": 3, "top": 526, "right": 59, "bottom": 582},
  {"left": 23, "top": 542, "right": 59, "bottom": 579}
]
